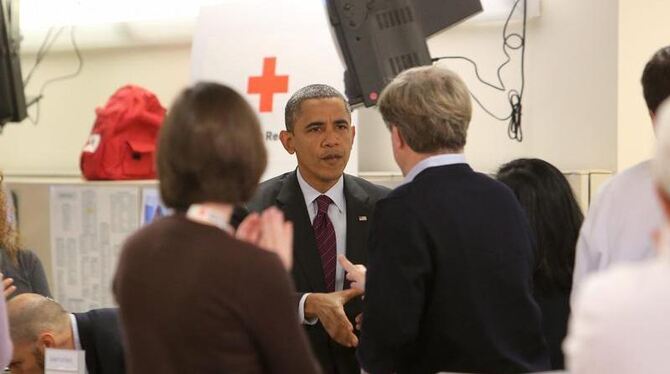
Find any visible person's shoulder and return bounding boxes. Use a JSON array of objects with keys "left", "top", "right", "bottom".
[
  {"left": 258, "top": 171, "right": 294, "bottom": 188},
  {"left": 15, "top": 248, "right": 42, "bottom": 264},
  {"left": 120, "top": 215, "right": 185, "bottom": 254},
  {"left": 599, "top": 160, "right": 651, "bottom": 196},
  {"left": 80, "top": 308, "right": 120, "bottom": 322},
  {"left": 344, "top": 174, "right": 391, "bottom": 199},
  {"left": 248, "top": 171, "right": 295, "bottom": 210},
  {"left": 229, "top": 240, "right": 288, "bottom": 282}
]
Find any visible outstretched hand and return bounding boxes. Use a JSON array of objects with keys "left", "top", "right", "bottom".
[{"left": 305, "top": 287, "right": 364, "bottom": 347}]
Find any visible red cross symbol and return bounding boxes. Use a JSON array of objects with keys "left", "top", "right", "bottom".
[{"left": 247, "top": 57, "right": 289, "bottom": 113}]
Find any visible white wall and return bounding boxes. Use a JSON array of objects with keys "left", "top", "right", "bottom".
[
  {"left": 0, "top": 0, "right": 621, "bottom": 177},
  {"left": 617, "top": 0, "right": 670, "bottom": 171},
  {"left": 0, "top": 45, "right": 192, "bottom": 175},
  {"left": 359, "top": 0, "right": 619, "bottom": 174}
]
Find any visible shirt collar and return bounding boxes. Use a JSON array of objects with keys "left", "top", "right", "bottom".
[
  {"left": 69, "top": 314, "right": 82, "bottom": 350},
  {"left": 296, "top": 168, "right": 345, "bottom": 213},
  {"left": 402, "top": 153, "right": 467, "bottom": 184}
]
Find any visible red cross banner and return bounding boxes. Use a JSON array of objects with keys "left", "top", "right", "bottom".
[{"left": 191, "top": 0, "right": 359, "bottom": 180}]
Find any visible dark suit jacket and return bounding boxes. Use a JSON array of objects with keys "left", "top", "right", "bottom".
[
  {"left": 74, "top": 308, "right": 126, "bottom": 374},
  {"left": 247, "top": 171, "right": 389, "bottom": 374},
  {"left": 358, "top": 164, "right": 550, "bottom": 374}
]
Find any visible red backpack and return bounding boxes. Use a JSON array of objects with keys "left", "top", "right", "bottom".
[{"left": 80, "top": 85, "right": 166, "bottom": 180}]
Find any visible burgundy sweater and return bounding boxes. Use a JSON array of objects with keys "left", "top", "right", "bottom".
[{"left": 114, "top": 214, "right": 320, "bottom": 374}]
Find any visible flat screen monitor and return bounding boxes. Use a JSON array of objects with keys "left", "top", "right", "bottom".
[
  {"left": 326, "top": 0, "right": 432, "bottom": 107},
  {"left": 0, "top": 0, "right": 26, "bottom": 129},
  {"left": 326, "top": 0, "right": 482, "bottom": 107},
  {"left": 415, "top": 0, "right": 482, "bottom": 37}
]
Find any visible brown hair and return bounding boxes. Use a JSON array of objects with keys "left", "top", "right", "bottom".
[
  {"left": 642, "top": 45, "right": 670, "bottom": 114},
  {"left": 157, "top": 82, "right": 267, "bottom": 210},
  {"left": 378, "top": 66, "right": 472, "bottom": 153},
  {"left": 0, "top": 172, "right": 20, "bottom": 264}
]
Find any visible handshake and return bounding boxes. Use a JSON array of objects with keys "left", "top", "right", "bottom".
[
  {"left": 304, "top": 255, "right": 367, "bottom": 348},
  {"left": 234, "top": 207, "right": 368, "bottom": 348}
]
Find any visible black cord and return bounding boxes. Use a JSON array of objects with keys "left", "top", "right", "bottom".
[
  {"left": 23, "top": 26, "right": 66, "bottom": 86},
  {"left": 28, "top": 26, "right": 84, "bottom": 125},
  {"left": 432, "top": 0, "right": 527, "bottom": 141}
]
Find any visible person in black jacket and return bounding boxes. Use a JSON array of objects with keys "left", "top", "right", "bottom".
[
  {"left": 497, "top": 158, "right": 584, "bottom": 370},
  {"left": 7, "top": 293, "right": 125, "bottom": 374},
  {"left": 246, "top": 84, "right": 389, "bottom": 374},
  {"left": 357, "top": 66, "right": 550, "bottom": 374}
]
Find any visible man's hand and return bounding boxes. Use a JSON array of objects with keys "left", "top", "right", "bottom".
[
  {"left": 304, "top": 288, "right": 364, "bottom": 347},
  {"left": 338, "top": 255, "right": 367, "bottom": 291},
  {"left": 1, "top": 273, "right": 16, "bottom": 299}
]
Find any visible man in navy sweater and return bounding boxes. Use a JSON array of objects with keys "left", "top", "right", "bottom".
[{"left": 357, "top": 66, "right": 550, "bottom": 374}]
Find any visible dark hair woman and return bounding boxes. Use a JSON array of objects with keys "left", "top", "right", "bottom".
[{"left": 497, "top": 158, "right": 584, "bottom": 370}]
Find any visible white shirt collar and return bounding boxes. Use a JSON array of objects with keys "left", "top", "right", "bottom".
[
  {"left": 296, "top": 168, "right": 345, "bottom": 214},
  {"left": 402, "top": 153, "right": 467, "bottom": 184},
  {"left": 69, "top": 314, "right": 82, "bottom": 350}
]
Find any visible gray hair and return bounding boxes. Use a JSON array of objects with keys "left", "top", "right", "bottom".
[
  {"left": 8, "top": 294, "right": 70, "bottom": 343},
  {"left": 653, "top": 99, "right": 670, "bottom": 197},
  {"left": 378, "top": 66, "right": 472, "bottom": 153},
  {"left": 284, "top": 84, "right": 350, "bottom": 131}
]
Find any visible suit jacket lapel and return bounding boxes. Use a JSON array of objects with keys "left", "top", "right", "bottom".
[
  {"left": 343, "top": 175, "right": 372, "bottom": 289},
  {"left": 277, "top": 171, "right": 327, "bottom": 292}
]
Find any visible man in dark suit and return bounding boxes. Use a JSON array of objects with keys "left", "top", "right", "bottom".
[
  {"left": 7, "top": 293, "right": 125, "bottom": 374},
  {"left": 356, "top": 66, "right": 550, "bottom": 374},
  {"left": 247, "top": 84, "right": 389, "bottom": 374}
]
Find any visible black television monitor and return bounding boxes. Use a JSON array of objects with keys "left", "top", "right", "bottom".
[
  {"left": 326, "top": 0, "right": 432, "bottom": 107},
  {"left": 0, "top": 0, "right": 26, "bottom": 129},
  {"left": 326, "top": 0, "right": 482, "bottom": 108},
  {"left": 415, "top": 0, "right": 483, "bottom": 37}
]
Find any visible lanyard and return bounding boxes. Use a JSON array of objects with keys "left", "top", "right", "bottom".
[{"left": 186, "top": 204, "right": 233, "bottom": 234}]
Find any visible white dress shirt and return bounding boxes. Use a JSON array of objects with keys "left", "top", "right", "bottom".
[
  {"left": 572, "top": 160, "right": 664, "bottom": 299},
  {"left": 296, "top": 168, "right": 347, "bottom": 324},
  {"left": 69, "top": 313, "right": 88, "bottom": 374},
  {"left": 565, "top": 225, "right": 670, "bottom": 374},
  {"left": 402, "top": 153, "right": 467, "bottom": 185}
]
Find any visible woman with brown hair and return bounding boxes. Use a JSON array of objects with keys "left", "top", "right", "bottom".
[
  {"left": 114, "top": 82, "right": 320, "bottom": 374},
  {"left": 0, "top": 172, "right": 51, "bottom": 299}
]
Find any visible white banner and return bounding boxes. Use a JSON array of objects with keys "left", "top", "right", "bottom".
[{"left": 191, "top": 0, "right": 359, "bottom": 180}]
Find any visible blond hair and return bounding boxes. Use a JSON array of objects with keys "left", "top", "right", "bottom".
[{"left": 378, "top": 66, "right": 472, "bottom": 153}]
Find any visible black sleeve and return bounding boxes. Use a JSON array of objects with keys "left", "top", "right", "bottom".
[{"left": 357, "top": 197, "right": 432, "bottom": 374}]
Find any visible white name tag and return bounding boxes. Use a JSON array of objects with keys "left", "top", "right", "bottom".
[{"left": 45, "top": 348, "right": 86, "bottom": 374}]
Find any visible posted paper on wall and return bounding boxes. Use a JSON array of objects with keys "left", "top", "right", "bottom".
[{"left": 50, "top": 186, "right": 140, "bottom": 312}]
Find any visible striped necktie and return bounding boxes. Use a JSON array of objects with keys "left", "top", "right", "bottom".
[{"left": 313, "top": 195, "right": 336, "bottom": 292}]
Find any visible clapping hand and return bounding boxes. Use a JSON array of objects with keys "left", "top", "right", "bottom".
[
  {"left": 1, "top": 273, "right": 16, "bottom": 299},
  {"left": 236, "top": 207, "right": 294, "bottom": 270}
]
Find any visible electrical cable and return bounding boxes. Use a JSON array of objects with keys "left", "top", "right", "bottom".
[
  {"left": 432, "top": 0, "right": 527, "bottom": 141},
  {"left": 27, "top": 26, "right": 84, "bottom": 125},
  {"left": 23, "top": 26, "right": 66, "bottom": 86}
]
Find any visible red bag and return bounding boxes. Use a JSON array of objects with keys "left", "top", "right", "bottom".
[{"left": 80, "top": 85, "right": 166, "bottom": 180}]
